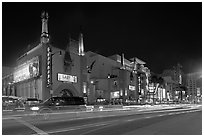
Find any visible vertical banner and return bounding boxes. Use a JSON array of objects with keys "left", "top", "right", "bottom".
[{"left": 46, "top": 46, "right": 52, "bottom": 87}]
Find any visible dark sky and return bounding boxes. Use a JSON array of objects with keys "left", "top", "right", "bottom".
[{"left": 2, "top": 2, "right": 202, "bottom": 74}]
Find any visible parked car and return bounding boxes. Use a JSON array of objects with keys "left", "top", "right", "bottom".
[
  {"left": 29, "top": 96, "right": 86, "bottom": 113},
  {"left": 95, "top": 98, "right": 109, "bottom": 105},
  {"left": 2, "top": 96, "right": 25, "bottom": 110}
]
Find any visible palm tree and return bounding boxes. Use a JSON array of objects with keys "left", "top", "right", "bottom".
[
  {"left": 174, "top": 84, "right": 187, "bottom": 102},
  {"left": 149, "top": 74, "right": 165, "bottom": 104}
]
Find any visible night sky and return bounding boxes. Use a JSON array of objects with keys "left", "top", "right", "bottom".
[{"left": 2, "top": 2, "right": 202, "bottom": 74}]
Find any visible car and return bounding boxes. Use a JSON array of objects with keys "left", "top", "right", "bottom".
[
  {"left": 25, "top": 98, "right": 42, "bottom": 106},
  {"left": 95, "top": 98, "right": 109, "bottom": 105},
  {"left": 2, "top": 96, "right": 25, "bottom": 110},
  {"left": 29, "top": 96, "right": 87, "bottom": 114}
]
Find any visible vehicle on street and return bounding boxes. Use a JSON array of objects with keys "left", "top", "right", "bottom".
[
  {"left": 25, "top": 98, "right": 42, "bottom": 106},
  {"left": 95, "top": 98, "right": 109, "bottom": 105},
  {"left": 29, "top": 96, "right": 87, "bottom": 114}
]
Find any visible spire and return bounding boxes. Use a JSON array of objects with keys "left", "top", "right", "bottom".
[
  {"left": 41, "top": 11, "right": 49, "bottom": 44},
  {"left": 78, "top": 26, "right": 85, "bottom": 56},
  {"left": 121, "top": 53, "right": 125, "bottom": 69},
  {"left": 133, "top": 57, "right": 137, "bottom": 71},
  {"left": 79, "top": 33, "right": 85, "bottom": 56}
]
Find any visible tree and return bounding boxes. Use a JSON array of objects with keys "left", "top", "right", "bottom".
[
  {"left": 149, "top": 74, "right": 165, "bottom": 104},
  {"left": 174, "top": 84, "right": 188, "bottom": 101}
]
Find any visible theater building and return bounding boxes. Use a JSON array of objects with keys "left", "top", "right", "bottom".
[
  {"left": 10, "top": 11, "right": 150, "bottom": 104},
  {"left": 85, "top": 51, "right": 150, "bottom": 104},
  {"left": 13, "top": 12, "right": 87, "bottom": 101}
]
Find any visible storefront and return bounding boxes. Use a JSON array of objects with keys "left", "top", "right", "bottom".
[{"left": 13, "top": 56, "right": 43, "bottom": 99}]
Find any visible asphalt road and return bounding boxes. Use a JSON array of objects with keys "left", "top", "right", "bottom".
[{"left": 2, "top": 105, "right": 202, "bottom": 135}]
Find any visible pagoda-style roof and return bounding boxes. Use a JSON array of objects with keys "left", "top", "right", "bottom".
[{"left": 129, "top": 57, "right": 146, "bottom": 65}]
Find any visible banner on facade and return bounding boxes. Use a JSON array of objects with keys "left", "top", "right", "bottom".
[{"left": 13, "top": 56, "right": 40, "bottom": 83}]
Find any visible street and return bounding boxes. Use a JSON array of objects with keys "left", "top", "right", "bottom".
[{"left": 2, "top": 104, "right": 202, "bottom": 135}]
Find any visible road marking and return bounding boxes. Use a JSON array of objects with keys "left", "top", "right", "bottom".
[
  {"left": 2, "top": 117, "right": 22, "bottom": 120},
  {"left": 3, "top": 110, "right": 13, "bottom": 112},
  {"left": 80, "top": 125, "right": 109, "bottom": 135},
  {"left": 3, "top": 105, "right": 199, "bottom": 118},
  {"left": 79, "top": 121, "right": 121, "bottom": 135},
  {"left": 145, "top": 116, "right": 152, "bottom": 119},
  {"left": 36, "top": 109, "right": 202, "bottom": 134},
  {"left": 46, "top": 120, "right": 118, "bottom": 134},
  {"left": 15, "top": 118, "right": 48, "bottom": 135},
  {"left": 126, "top": 118, "right": 138, "bottom": 122},
  {"left": 168, "top": 113, "right": 174, "bottom": 115},
  {"left": 32, "top": 108, "right": 202, "bottom": 124}
]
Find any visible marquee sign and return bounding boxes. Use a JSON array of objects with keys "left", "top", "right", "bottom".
[
  {"left": 129, "top": 85, "right": 136, "bottom": 91},
  {"left": 57, "top": 73, "right": 77, "bottom": 83},
  {"left": 110, "top": 91, "right": 120, "bottom": 99},
  {"left": 13, "top": 56, "right": 40, "bottom": 83}
]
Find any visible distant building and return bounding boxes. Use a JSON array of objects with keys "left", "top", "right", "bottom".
[
  {"left": 2, "top": 66, "right": 14, "bottom": 96},
  {"left": 185, "top": 72, "right": 202, "bottom": 102},
  {"left": 162, "top": 63, "right": 184, "bottom": 85},
  {"left": 161, "top": 63, "right": 186, "bottom": 102},
  {"left": 162, "top": 76, "right": 177, "bottom": 101}
]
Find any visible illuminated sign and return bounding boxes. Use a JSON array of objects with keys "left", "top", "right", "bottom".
[
  {"left": 47, "top": 46, "right": 52, "bottom": 87},
  {"left": 58, "top": 73, "right": 77, "bottom": 83},
  {"left": 129, "top": 85, "right": 135, "bottom": 91},
  {"left": 148, "top": 83, "right": 155, "bottom": 93},
  {"left": 110, "top": 91, "right": 120, "bottom": 99},
  {"left": 14, "top": 56, "right": 40, "bottom": 83},
  {"left": 83, "top": 82, "right": 87, "bottom": 93},
  {"left": 120, "top": 89, "right": 123, "bottom": 96},
  {"left": 125, "top": 88, "right": 128, "bottom": 96},
  {"left": 197, "top": 88, "right": 201, "bottom": 96}
]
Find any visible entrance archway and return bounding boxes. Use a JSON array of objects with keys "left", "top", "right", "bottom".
[
  {"left": 60, "top": 89, "right": 74, "bottom": 97},
  {"left": 54, "top": 83, "right": 80, "bottom": 97}
]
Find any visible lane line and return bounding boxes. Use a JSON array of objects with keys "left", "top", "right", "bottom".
[
  {"left": 145, "top": 116, "right": 152, "bottom": 119},
  {"left": 80, "top": 121, "right": 121, "bottom": 135},
  {"left": 168, "top": 113, "right": 174, "bottom": 115},
  {"left": 30, "top": 108, "right": 202, "bottom": 125},
  {"left": 3, "top": 105, "right": 200, "bottom": 120},
  {"left": 15, "top": 118, "right": 48, "bottom": 135},
  {"left": 45, "top": 109, "right": 201, "bottom": 134},
  {"left": 2, "top": 117, "right": 22, "bottom": 120},
  {"left": 126, "top": 119, "right": 137, "bottom": 122},
  {"left": 46, "top": 120, "right": 119, "bottom": 134},
  {"left": 125, "top": 109, "right": 201, "bottom": 123}
]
